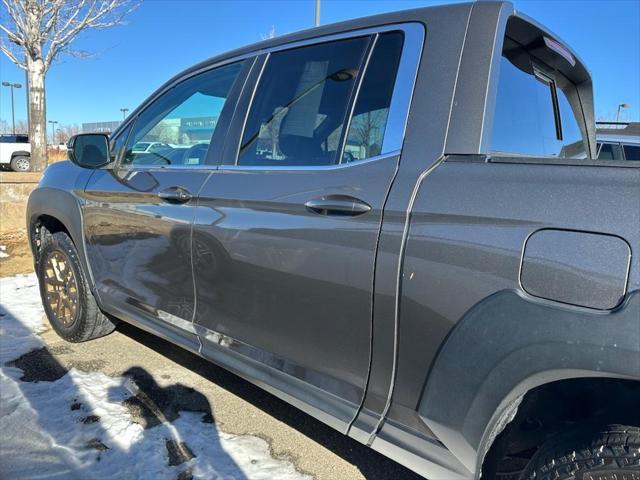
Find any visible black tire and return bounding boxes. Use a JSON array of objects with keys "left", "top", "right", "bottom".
[
  {"left": 37, "top": 231, "right": 115, "bottom": 342},
  {"left": 10, "top": 155, "right": 31, "bottom": 172},
  {"left": 519, "top": 424, "right": 640, "bottom": 480}
]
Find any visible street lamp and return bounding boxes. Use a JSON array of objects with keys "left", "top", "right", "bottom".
[
  {"left": 315, "top": 0, "right": 320, "bottom": 26},
  {"left": 48, "top": 120, "right": 58, "bottom": 145},
  {"left": 120, "top": 107, "right": 129, "bottom": 120},
  {"left": 616, "top": 103, "right": 629, "bottom": 123},
  {"left": 1, "top": 81, "right": 22, "bottom": 134}
]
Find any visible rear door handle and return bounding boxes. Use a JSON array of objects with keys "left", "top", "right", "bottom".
[
  {"left": 304, "top": 195, "right": 371, "bottom": 216},
  {"left": 158, "top": 186, "right": 192, "bottom": 204}
]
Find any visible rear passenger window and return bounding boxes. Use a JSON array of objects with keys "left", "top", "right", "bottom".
[
  {"left": 343, "top": 32, "right": 404, "bottom": 162},
  {"left": 491, "top": 38, "right": 586, "bottom": 158},
  {"left": 238, "top": 37, "right": 370, "bottom": 166}
]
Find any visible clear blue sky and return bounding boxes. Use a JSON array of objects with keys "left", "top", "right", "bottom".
[{"left": 1, "top": 0, "right": 638, "bottom": 128}]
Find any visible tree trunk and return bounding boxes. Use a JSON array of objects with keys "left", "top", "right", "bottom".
[{"left": 26, "top": 56, "right": 47, "bottom": 172}]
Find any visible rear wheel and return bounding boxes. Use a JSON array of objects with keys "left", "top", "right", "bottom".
[
  {"left": 37, "top": 231, "right": 115, "bottom": 342},
  {"left": 519, "top": 425, "right": 640, "bottom": 480},
  {"left": 10, "top": 155, "right": 31, "bottom": 172}
]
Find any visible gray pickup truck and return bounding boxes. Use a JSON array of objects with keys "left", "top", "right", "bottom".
[{"left": 27, "top": 2, "right": 640, "bottom": 479}]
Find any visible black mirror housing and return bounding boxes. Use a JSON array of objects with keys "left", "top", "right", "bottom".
[{"left": 68, "top": 133, "right": 110, "bottom": 169}]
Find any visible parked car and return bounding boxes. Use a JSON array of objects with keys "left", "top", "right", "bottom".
[
  {"left": 131, "top": 141, "right": 172, "bottom": 153},
  {"left": 0, "top": 133, "right": 31, "bottom": 171},
  {"left": 27, "top": 2, "right": 639, "bottom": 479},
  {"left": 596, "top": 121, "right": 640, "bottom": 161}
]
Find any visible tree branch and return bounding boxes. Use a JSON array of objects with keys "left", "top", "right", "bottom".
[{"left": 0, "top": 42, "right": 26, "bottom": 68}]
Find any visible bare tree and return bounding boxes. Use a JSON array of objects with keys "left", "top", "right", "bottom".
[
  {"left": 54, "top": 123, "right": 80, "bottom": 143},
  {"left": 350, "top": 110, "right": 385, "bottom": 158},
  {"left": 0, "top": 0, "right": 138, "bottom": 171}
]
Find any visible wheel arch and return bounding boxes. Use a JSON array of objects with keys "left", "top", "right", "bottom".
[
  {"left": 479, "top": 375, "right": 640, "bottom": 478},
  {"left": 416, "top": 288, "right": 640, "bottom": 477},
  {"left": 27, "top": 187, "right": 98, "bottom": 297},
  {"left": 11, "top": 150, "right": 31, "bottom": 158}
]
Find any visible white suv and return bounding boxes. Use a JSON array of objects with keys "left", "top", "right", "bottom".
[{"left": 0, "top": 134, "right": 31, "bottom": 171}]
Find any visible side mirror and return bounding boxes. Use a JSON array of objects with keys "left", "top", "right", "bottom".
[{"left": 67, "top": 133, "right": 110, "bottom": 169}]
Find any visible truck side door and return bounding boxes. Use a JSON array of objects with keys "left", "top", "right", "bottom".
[
  {"left": 191, "top": 27, "right": 423, "bottom": 429},
  {"left": 81, "top": 60, "right": 250, "bottom": 347}
]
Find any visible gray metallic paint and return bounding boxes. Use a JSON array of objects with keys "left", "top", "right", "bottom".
[
  {"left": 520, "top": 229, "right": 631, "bottom": 310},
  {"left": 26, "top": 3, "right": 640, "bottom": 480}
]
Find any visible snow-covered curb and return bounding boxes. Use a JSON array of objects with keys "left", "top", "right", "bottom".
[{"left": 0, "top": 274, "right": 309, "bottom": 480}]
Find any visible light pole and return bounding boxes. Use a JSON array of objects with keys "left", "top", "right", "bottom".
[
  {"left": 615, "top": 103, "right": 629, "bottom": 124},
  {"left": 48, "top": 120, "right": 58, "bottom": 145},
  {"left": 1, "top": 81, "right": 22, "bottom": 134},
  {"left": 315, "top": 0, "right": 320, "bottom": 26},
  {"left": 120, "top": 107, "right": 129, "bottom": 120}
]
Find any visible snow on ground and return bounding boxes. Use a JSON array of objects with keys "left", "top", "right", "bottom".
[
  {"left": 0, "top": 245, "right": 8, "bottom": 258},
  {"left": 0, "top": 274, "right": 310, "bottom": 480}
]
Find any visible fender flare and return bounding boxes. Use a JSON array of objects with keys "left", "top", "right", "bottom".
[
  {"left": 26, "top": 186, "right": 98, "bottom": 297},
  {"left": 11, "top": 150, "right": 30, "bottom": 158},
  {"left": 417, "top": 289, "right": 640, "bottom": 476}
]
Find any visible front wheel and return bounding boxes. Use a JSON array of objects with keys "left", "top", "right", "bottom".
[
  {"left": 519, "top": 425, "right": 640, "bottom": 480},
  {"left": 37, "top": 231, "right": 115, "bottom": 342},
  {"left": 10, "top": 155, "right": 31, "bottom": 172}
]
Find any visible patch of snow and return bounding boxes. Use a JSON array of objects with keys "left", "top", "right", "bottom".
[
  {"left": 0, "top": 274, "right": 45, "bottom": 365},
  {"left": 0, "top": 245, "right": 8, "bottom": 258},
  {"left": 0, "top": 274, "right": 310, "bottom": 480}
]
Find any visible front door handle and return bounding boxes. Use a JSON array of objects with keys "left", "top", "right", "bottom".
[
  {"left": 304, "top": 195, "right": 371, "bottom": 216},
  {"left": 158, "top": 186, "right": 192, "bottom": 204}
]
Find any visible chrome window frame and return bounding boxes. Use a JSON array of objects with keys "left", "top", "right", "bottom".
[
  {"left": 113, "top": 22, "right": 424, "bottom": 172},
  {"left": 227, "top": 22, "right": 424, "bottom": 171}
]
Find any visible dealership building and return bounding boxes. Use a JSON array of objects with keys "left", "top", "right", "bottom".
[{"left": 82, "top": 121, "right": 121, "bottom": 134}]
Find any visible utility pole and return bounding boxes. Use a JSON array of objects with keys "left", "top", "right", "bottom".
[
  {"left": 120, "top": 107, "right": 129, "bottom": 120},
  {"left": 48, "top": 120, "right": 58, "bottom": 144},
  {"left": 1, "top": 81, "right": 22, "bottom": 134},
  {"left": 315, "top": 0, "right": 320, "bottom": 27}
]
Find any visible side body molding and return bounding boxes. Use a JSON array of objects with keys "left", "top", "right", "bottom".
[{"left": 418, "top": 288, "right": 640, "bottom": 475}]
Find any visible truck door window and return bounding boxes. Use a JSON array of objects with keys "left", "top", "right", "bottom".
[
  {"left": 121, "top": 61, "right": 244, "bottom": 167},
  {"left": 491, "top": 40, "right": 586, "bottom": 158},
  {"left": 238, "top": 37, "right": 370, "bottom": 166},
  {"left": 342, "top": 31, "right": 404, "bottom": 162}
]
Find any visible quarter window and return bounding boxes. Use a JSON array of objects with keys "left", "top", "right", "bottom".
[
  {"left": 343, "top": 32, "right": 404, "bottom": 162},
  {"left": 238, "top": 37, "right": 370, "bottom": 166},
  {"left": 122, "top": 61, "right": 244, "bottom": 167},
  {"left": 491, "top": 38, "right": 586, "bottom": 158},
  {"left": 109, "top": 124, "right": 132, "bottom": 163}
]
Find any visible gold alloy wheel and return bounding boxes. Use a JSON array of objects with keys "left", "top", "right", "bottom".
[{"left": 43, "top": 250, "right": 79, "bottom": 326}]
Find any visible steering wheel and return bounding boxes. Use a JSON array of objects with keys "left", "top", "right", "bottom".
[{"left": 183, "top": 143, "right": 209, "bottom": 165}]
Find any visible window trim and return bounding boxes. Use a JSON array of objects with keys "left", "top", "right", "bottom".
[
  {"left": 227, "top": 22, "right": 424, "bottom": 171},
  {"left": 111, "top": 22, "right": 424, "bottom": 172}
]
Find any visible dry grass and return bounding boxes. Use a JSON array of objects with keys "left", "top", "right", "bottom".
[
  {"left": 48, "top": 148, "right": 68, "bottom": 163},
  {"left": 0, "top": 231, "right": 33, "bottom": 276}
]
